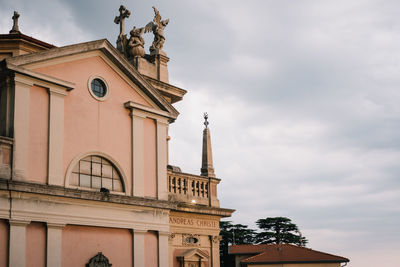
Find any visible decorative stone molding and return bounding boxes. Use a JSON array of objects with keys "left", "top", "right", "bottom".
[
  {"left": 168, "top": 233, "right": 175, "bottom": 242},
  {"left": 86, "top": 252, "right": 112, "bottom": 267},
  {"left": 212, "top": 235, "right": 221, "bottom": 244},
  {"left": 182, "top": 234, "right": 201, "bottom": 247},
  {"left": 124, "top": 101, "right": 173, "bottom": 122},
  {"left": 0, "top": 179, "right": 175, "bottom": 210},
  {"left": 9, "top": 219, "right": 30, "bottom": 226},
  {"left": 177, "top": 248, "right": 209, "bottom": 266},
  {"left": 133, "top": 229, "right": 148, "bottom": 234},
  {"left": 47, "top": 223, "right": 66, "bottom": 229}
]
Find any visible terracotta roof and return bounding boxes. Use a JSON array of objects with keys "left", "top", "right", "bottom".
[
  {"left": 229, "top": 244, "right": 271, "bottom": 255},
  {"left": 231, "top": 244, "right": 349, "bottom": 264}
]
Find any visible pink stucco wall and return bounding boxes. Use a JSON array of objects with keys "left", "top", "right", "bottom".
[
  {"left": 26, "top": 222, "right": 46, "bottom": 267},
  {"left": 145, "top": 231, "right": 158, "bottom": 267},
  {"left": 28, "top": 85, "right": 48, "bottom": 183},
  {"left": 34, "top": 55, "right": 153, "bottom": 192},
  {"left": 144, "top": 118, "right": 157, "bottom": 198},
  {"left": 62, "top": 225, "right": 132, "bottom": 267},
  {"left": 0, "top": 219, "right": 8, "bottom": 267}
]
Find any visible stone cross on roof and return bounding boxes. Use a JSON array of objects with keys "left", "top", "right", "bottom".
[
  {"left": 9, "top": 11, "right": 21, "bottom": 34},
  {"left": 114, "top": 5, "right": 131, "bottom": 37}
]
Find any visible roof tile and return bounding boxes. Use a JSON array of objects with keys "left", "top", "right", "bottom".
[{"left": 230, "top": 244, "right": 349, "bottom": 264}]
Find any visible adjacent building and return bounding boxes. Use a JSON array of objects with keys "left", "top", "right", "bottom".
[
  {"left": 0, "top": 7, "right": 234, "bottom": 267},
  {"left": 229, "top": 244, "right": 349, "bottom": 267}
]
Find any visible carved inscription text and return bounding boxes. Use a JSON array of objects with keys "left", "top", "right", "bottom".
[{"left": 169, "top": 216, "right": 218, "bottom": 229}]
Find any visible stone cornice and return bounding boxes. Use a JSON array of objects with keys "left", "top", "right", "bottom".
[
  {"left": 144, "top": 75, "right": 187, "bottom": 104},
  {"left": 0, "top": 179, "right": 176, "bottom": 210},
  {"left": 0, "top": 33, "right": 56, "bottom": 49},
  {"left": 124, "top": 101, "right": 174, "bottom": 121},
  {"left": 7, "top": 63, "right": 75, "bottom": 91},
  {"left": 174, "top": 202, "right": 235, "bottom": 218}
]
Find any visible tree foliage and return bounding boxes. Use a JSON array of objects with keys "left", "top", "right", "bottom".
[
  {"left": 255, "top": 217, "right": 308, "bottom": 246},
  {"left": 219, "top": 217, "right": 308, "bottom": 266},
  {"left": 219, "top": 221, "right": 256, "bottom": 267}
]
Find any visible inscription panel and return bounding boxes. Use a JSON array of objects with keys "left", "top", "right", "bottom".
[{"left": 169, "top": 216, "right": 218, "bottom": 229}]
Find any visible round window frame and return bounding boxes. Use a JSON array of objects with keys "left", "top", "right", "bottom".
[{"left": 88, "top": 76, "right": 110, "bottom": 101}]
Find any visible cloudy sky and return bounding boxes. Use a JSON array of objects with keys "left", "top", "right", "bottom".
[{"left": 1, "top": 0, "right": 399, "bottom": 266}]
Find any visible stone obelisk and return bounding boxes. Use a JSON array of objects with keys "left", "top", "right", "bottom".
[{"left": 201, "top": 113, "right": 215, "bottom": 177}]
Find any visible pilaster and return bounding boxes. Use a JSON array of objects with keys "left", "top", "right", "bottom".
[
  {"left": 156, "top": 120, "right": 168, "bottom": 200},
  {"left": 158, "top": 231, "right": 169, "bottom": 267},
  {"left": 47, "top": 87, "right": 66, "bottom": 186},
  {"left": 9, "top": 219, "right": 30, "bottom": 267},
  {"left": 210, "top": 235, "right": 221, "bottom": 267},
  {"left": 47, "top": 223, "right": 65, "bottom": 267},
  {"left": 12, "top": 75, "right": 32, "bottom": 181},
  {"left": 132, "top": 113, "right": 145, "bottom": 197},
  {"left": 133, "top": 229, "right": 146, "bottom": 267}
]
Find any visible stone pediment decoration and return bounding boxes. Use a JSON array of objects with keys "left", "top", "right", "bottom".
[
  {"left": 177, "top": 248, "right": 209, "bottom": 267},
  {"left": 144, "top": 6, "right": 169, "bottom": 55},
  {"left": 182, "top": 234, "right": 201, "bottom": 247},
  {"left": 86, "top": 252, "right": 112, "bottom": 267},
  {"left": 10, "top": 11, "right": 21, "bottom": 34},
  {"left": 127, "top": 26, "right": 146, "bottom": 58},
  {"left": 114, "top": 5, "right": 131, "bottom": 57},
  {"left": 114, "top": 5, "right": 169, "bottom": 58}
]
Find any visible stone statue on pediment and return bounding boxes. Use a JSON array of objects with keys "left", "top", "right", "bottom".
[
  {"left": 144, "top": 6, "right": 169, "bottom": 55},
  {"left": 127, "top": 26, "right": 146, "bottom": 58}
]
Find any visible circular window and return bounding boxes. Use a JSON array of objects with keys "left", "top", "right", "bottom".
[
  {"left": 88, "top": 76, "right": 109, "bottom": 101},
  {"left": 91, "top": 78, "right": 106, "bottom": 98}
]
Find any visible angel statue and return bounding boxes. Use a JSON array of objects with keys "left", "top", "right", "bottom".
[
  {"left": 144, "top": 6, "right": 169, "bottom": 54},
  {"left": 127, "top": 26, "right": 145, "bottom": 58}
]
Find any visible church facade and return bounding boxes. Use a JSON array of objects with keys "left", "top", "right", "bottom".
[{"left": 0, "top": 7, "right": 233, "bottom": 267}]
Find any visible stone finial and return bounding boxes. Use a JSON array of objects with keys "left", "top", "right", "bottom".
[
  {"left": 204, "top": 112, "right": 209, "bottom": 128},
  {"left": 201, "top": 113, "right": 215, "bottom": 177},
  {"left": 9, "top": 11, "right": 21, "bottom": 34}
]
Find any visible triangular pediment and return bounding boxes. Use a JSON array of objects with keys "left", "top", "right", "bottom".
[
  {"left": 177, "top": 248, "right": 209, "bottom": 262},
  {"left": 5, "top": 39, "right": 178, "bottom": 120}
]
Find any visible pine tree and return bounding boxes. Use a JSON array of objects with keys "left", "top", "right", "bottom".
[
  {"left": 219, "top": 221, "right": 256, "bottom": 267},
  {"left": 255, "top": 217, "right": 308, "bottom": 246}
]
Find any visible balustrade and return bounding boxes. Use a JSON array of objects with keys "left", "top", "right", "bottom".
[
  {"left": 0, "top": 136, "right": 12, "bottom": 179},
  {"left": 167, "top": 170, "right": 212, "bottom": 206}
]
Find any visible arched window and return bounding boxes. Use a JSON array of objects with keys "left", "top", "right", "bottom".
[{"left": 69, "top": 155, "right": 124, "bottom": 192}]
